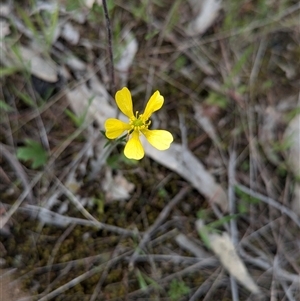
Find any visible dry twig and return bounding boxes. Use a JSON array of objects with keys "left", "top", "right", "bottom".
[{"left": 128, "top": 186, "right": 191, "bottom": 269}]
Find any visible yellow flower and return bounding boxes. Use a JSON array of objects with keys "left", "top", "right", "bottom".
[{"left": 105, "top": 87, "right": 173, "bottom": 160}]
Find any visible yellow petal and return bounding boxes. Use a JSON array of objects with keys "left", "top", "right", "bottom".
[
  {"left": 142, "top": 129, "right": 173, "bottom": 150},
  {"left": 115, "top": 87, "right": 134, "bottom": 119},
  {"left": 124, "top": 131, "right": 144, "bottom": 160},
  {"left": 142, "top": 90, "right": 164, "bottom": 121},
  {"left": 105, "top": 118, "right": 131, "bottom": 139}
]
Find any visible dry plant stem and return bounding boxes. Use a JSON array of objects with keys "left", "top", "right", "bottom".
[
  {"left": 241, "top": 217, "right": 279, "bottom": 245},
  {"left": 270, "top": 263, "right": 277, "bottom": 301},
  {"left": 153, "top": 23, "right": 214, "bottom": 76},
  {"left": 126, "top": 254, "right": 213, "bottom": 265},
  {"left": 150, "top": 228, "right": 178, "bottom": 246},
  {"left": 277, "top": 178, "right": 300, "bottom": 277},
  {"left": 30, "top": 124, "right": 91, "bottom": 211},
  {"left": 1, "top": 172, "right": 42, "bottom": 230},
  {"left": 228, "top": 150, "right": 239, "bottom": 301},
  {"left": 239, "top": 248, "right": 300, "bottom": 283},
  {"left": 156, "top": 69, "right": 197, "bottom": 98},
  {"left": 57, "top": 134, "right": 95, "bottom": 182},
  {"left": 128, "top": 186, "right": 191, "bottom": 270},
  {"left": 228, "top": 150, "right": 238, "bottom": 244},
  {"left": 49, "top": 123, "right": 90, "bottom": 166},
  {"left": 179, "top": 113, "right": 188, "bottom": 150},
  {"left": 175, "top": 233, "right": 211, "bottom": 259},
  {"left": 30, "top": 90, "right": 50, "bottom": 152},
  {"left": 14, "top": 252, "right": 210, "bottom": 296},
  {"left": 272, "top": 256, "right": 296, "bottom": 301},
  {"left": 0, "top": 142, "right": 34, "bottom": 203},
  {"left": 55, "top": 177, "right": 98, "bottom": 220},
  {"left": 3, "top": 202, "right": 138, "bottom": 237},
  {"left": 55, "top": 178, "right": 138, "bottom": 236},
  {"left": 37, "top": 262, "right": 74, "bottom": 301},
  {"left": 88, "top": 138, "right": 120, "bottom": 180},
  {"left": 89, "top": 240, "right": 126, "bottom": 301},
  {"left": 236, "top": 184, "right": 300, "bottom": 228},
  {"left": 148, "top": 173, "right": 173, "bottom": 201},
  {"left": 201, "top": 268, "right": 225, "bottom": 301},
  {"left": 102, "top": 0, "right": 115, "bottom": 93},
  {"left": 128, "top": 259, "right": 220, "bottom": 299},
  {"left": 211, "top": 203, "right": 230, "bottom": 233},
  {"left": 0, "top": 166, "right": 11, "bottom": 184},
  {"left": 14, "top": 69, "right": 105, "bottom": 130},
  {"left": 45, "top": 224, "right": 76, "bottom": 290},
  {"left": 37, "top": 251, "right": 132, "bottom": 301},
  {"left": 230, "top": 276, "right": 239, "bottom": 301},
  {"left": 177, "top": 2, "right": 300, "bottom": 51},
  {"left": 189, "top": 267, "right": 221, "bottom": 301},
  {"left": 11, "top": 252, "right": 113, "bottom": 289},
  {"left": 249, "top": 37, "right": 267, "bottom": 93},
  {"left": 270, "top": 192, "right": 298, "bottom": 299},
  {"left": 280, "top": 281, "right": 298, "bottom": 301},
  {"left": 145, "top": 1, "right": 180, "bottom": 99}
]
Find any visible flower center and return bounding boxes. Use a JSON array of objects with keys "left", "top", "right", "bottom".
[{"left": 129, "top": 112, "right": 150, "bottom": 131}]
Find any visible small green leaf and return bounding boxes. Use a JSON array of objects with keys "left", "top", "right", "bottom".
[
  {"left": 168, "top": 279, "right": 190, "bottom": 301},
  {"left": 93, "top": 198, "right": 105, "bottom": 215},
  {"left": 0, "top": 66, "right": 20, "bottom": 78},
  {"left": 100, "top": 130, "right": 106, "bottom": 137},
  {"left": 12, "top": 87, "right": 35, "bottom": 107},
  {"left": 0, "top": 100, "right": 14, "bottom": 112},
  {"left": 17, "top": 6, "right": 39, "bottom": 39},
  {"left": 197, "top": 224, "right": 211, "bottom": 249},
  {"left": 205, "top": 92, "right": 228, "bottom": 109},
  {"left": 158, "top": 187, "right": 167, "bottom": 198},
  {"left": 106, "top": 0, "right": 115, "bottom": 11},
  {"left": 17, "top": 139, "right": 48, "bottom": 169},
  {"left": 175, "top": 55, "right": 187, "bottom": 70},
  {"left": 66, "top": 0, "right": 83, "bottom": 11},
  {"left": 207, "top": 214, "right": 239, "bottom": 229},
  {"left": 238, "top": 202, "right": 248, "bottom": 214},
  {"left": 144, "top": 29, "right": 159, "bottom": 40},
  {"left": 106, "top": 154, "right": 121, "bottom": 169},
  {"left": 136, "top": 269, "right": 148, "bottom": 290},
  {"left": 285, "top": 107, "right": 300, "bottom": 122},
  {"left": 120, "top": 153, "right": 139, "bottom": 165},
  {"left": 65, "top": 109, "right": 82, "bottom": 127}
]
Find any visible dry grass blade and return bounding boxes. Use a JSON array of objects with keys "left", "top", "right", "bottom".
[
  {"left": 175, "top": 233, "right": 211, "bottom": 259},
  {"left": 37, "top": 251, "right": 131, "bottom": 301},
  {"left": 143, "top": 141, "right": 228, "bottom": 212},
  {"left": 128, "top": 186, "right": 190, "bottom": 269},
  {"left": 0, "top": 173, "right": 42, "bottom": 230},
  {"left": 236, "top": 184, "right": 300, "bottom": 228},
  {"left": 284, "top": 113, "right": 300, "bottom": 215}
]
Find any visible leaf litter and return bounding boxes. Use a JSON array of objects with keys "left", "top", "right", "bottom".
[{"left": 1, "top": 0, "right": 300, "bottom": 300}]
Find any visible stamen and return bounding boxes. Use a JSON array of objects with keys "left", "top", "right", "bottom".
[{"left": 128, "top": 113, "right": 151, "bottom": 131}]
